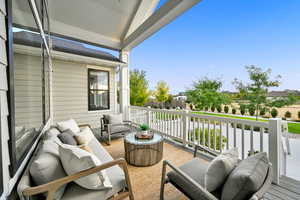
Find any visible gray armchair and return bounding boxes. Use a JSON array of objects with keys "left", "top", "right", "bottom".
[
  {"left": 160, "top": 145, "right": 273, "bottom": 200},
  {"left": 101, "top": 114, "right": 132, "bottom": 145}
]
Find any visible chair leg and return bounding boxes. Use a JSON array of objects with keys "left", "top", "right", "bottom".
[
  {"left": 108, "top": 133, "right": 111, "bottom": 145},
  {"left": 160, "top": 161, "right": 167, "bottom": 200}
]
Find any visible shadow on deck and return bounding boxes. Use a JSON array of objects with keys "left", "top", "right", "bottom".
[{"left": 103, "top": 138, "right": 300, "bottom": 200}]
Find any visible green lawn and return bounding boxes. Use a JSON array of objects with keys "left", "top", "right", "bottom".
[{"left": 192, "top": 111, "right": 300, "bottom": 134}]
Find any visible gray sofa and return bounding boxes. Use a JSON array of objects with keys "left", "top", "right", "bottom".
[{"left": 17, "top": 125, "right": 134, "bottom": 200}]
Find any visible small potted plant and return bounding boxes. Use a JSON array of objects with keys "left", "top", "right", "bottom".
[{"left": 139, "top": 124, "right": 149, "bottom": 134}]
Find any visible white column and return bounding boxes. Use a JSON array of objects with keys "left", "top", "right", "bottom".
[
  {"left": 268, "top": 118, "right": 282, "bottom": 185},
  {"left": 119, "top": 50, "right": 130, "bottom": 120}
]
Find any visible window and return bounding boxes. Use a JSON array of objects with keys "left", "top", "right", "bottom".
[
  {"left": 88, "top": 69, "right": 110, "bottom": 111},
  {"left": 7, "top": 0, "right": 51, "bottom": 175}
]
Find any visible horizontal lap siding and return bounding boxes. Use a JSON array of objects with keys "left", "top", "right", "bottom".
[
  {"left": 14, "top": 53, "right": 43, "bottom": 128},
  {"left": 52, "top": 59, "right": 117, "bottom": 128},
  {"left": 0, "top": 0, "right": 10, "bottom": 198}
]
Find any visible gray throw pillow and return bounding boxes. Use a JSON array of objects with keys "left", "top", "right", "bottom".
[
  {"left": 30, "top": 140, "right": 67, "bottom": 200},
  {"left": 58, "top": 129, "right": 77, "bottom": 145},
  {"left": 221, "top": 152, "right": 269, "bottom": 200},
  {"left": 205, "top": 148, "right": 239, "bottom": 192}
]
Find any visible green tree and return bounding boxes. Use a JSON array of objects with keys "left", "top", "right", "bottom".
[
  {"left": 155, "top": 81, "right": 170, "bottom": 107},
  {"left": 186, "top": 77, "right": 231, "bottom": 110},
  {"left": 233, "top": 66, "right": 296, "bottom": 120},
  {"left": 130, "top": 69, "right": 150, "bottom": 106}
]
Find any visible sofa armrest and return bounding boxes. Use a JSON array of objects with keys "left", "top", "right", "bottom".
[
  {"left": 193, "top": 145, "right": 219, "bottom": 158},
  {"left": 23, "top": 158, "right": 133, "bottom": 200},
  {"left": 78, "top": 124, "right": 92, "bottom": 129},
  {"left": 160, "top": 160, "right": 218, "bottom": 200}
]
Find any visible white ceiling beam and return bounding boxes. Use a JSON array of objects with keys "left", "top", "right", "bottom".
[
  {"left": 121, "top": 0, "right": 160, "bottom": 40},
  {"left": 121, "top": 0, "right": 202, "bottom": 50}
]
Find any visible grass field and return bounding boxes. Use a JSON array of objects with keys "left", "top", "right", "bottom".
[{"left": 192, "top": 111, "right": 300, "bottom": 134}]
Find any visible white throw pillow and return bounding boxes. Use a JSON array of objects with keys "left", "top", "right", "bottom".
[
  {"left": 107, "top": 114, "right": 123, "bottom": 124},
  {"left": 59, "top": 144, "right": 112, "bottom": 190},
  {"left": 205, "top": 148, "right": 239, "bottom": 192},
  {"left": 74, "top": 127, "right": 94, "bottom": 145},
  {"left": 57, "top": 119, "right": 80, "bottom": 133}
]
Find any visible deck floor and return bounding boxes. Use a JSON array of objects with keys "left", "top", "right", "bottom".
[{"left": 103, "top": 138, "right": 300, "bottom": 200}]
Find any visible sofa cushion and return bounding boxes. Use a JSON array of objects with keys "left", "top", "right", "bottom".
[
  {"left": 106, "top": 114, "right": 123, "bottom": 124},
  {"left": 221, "top": 152, "right": 269, "bottom": 200},
  {"left": 30, "top": 140, "right": 67, "bottom": 200},
  {"left": 167, "top": 158, "right": 210, "bottom": 199},
  {"left": 58, "top": 130, "right": 78, "bottom": 145},
  {"left": 74, "top": 127, "right": 94, "bottom": 145},
  {"left": 61, "top": 138, "right": 127, "bottom": 200},
  {"left": 205, "top": 148, "right": 239, "bottom": 192},
  {"left": 59, "top": 144, "right": 112, "bottom": 190},
  {"left": 57, "top": 119, "right": 80, "bottom": 133}
]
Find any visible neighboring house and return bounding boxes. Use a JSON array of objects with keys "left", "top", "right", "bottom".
[
  {"left": 268, "top": 90, "right": 300, "bottom": 98},
  {"left": 173, "top": 92, "right": 187, "bottom": 101}
]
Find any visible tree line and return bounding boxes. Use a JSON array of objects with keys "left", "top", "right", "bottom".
[{"left": 129, "top": 66, "right": 298, "bottom": 121}]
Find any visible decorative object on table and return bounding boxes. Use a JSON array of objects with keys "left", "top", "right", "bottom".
[
  {"left": 135, "top": 124, "right": 153, "bottom": 139},
  {"left": 124, "top": 132, "right": 164, "bottom": 167},
  {"left": 135, "top": 131, "right": 154, "bottom": 140},
  {"left": 139, "top": 124, "right": 149, "bottom": 132}
]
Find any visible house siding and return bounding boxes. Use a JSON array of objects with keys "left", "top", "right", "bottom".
[
  {"left": 14, "top": 53, "right": 43, "bottom": 128},
  {"left": 52, "top": 59, "right": 117, "bottom": 128},
  {"left": 0, "top": 0, "right": 11, "bottom": 199}
]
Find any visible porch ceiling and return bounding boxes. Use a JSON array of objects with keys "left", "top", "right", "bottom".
[{"left": 13, "top": 0, "right": 201, "bottom": 51}]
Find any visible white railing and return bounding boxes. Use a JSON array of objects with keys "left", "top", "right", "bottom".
[{"left": 129, "top": 106, "right": 283, "bottom": 184}]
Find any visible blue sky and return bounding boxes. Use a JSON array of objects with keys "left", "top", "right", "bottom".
[{"left": 130, "top": 0, "right": 300, "bottom": 94}]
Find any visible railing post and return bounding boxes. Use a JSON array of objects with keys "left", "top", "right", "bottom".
[
  {"left": 182, "top": 110, "right": 189, "bottom": 146},
  {"left": 146, "top": 106, "right": 151, "bottom": 127},
  {"left": 268, "top": 118, "right": 282, "bottom": 185}
]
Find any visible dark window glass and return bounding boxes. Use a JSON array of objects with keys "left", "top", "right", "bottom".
[
  {"left": 88, "top": 70, "right": 110, "bottom": 110},
  {"left": 8, "top": 0, "right": 51, "bottom": 174}
]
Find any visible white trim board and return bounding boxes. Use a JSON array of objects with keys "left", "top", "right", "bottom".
[{"left": 13, "top": 44, "right": 125, "bottom": 68}]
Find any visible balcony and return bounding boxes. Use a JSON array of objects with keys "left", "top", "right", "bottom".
[{"left": 113, "top": 106, "right": 300, "bottom": 200}]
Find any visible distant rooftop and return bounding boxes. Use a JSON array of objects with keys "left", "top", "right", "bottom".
[
  {"left": 268, "top": 90, "right": 300, "bottom": 97},
  {"left": 13, "top": 30, "right": 122, "bottom": 63}
]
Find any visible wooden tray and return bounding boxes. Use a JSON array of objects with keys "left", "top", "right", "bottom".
[{"left": 135, "top": 132, "right": 154, "bottom": 140}]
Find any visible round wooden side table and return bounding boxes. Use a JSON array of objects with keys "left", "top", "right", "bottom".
[{"left": 124, "top": 132, "right": 164, "bottom": 167}]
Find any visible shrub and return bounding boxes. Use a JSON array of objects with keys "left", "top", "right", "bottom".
[
  {"left": 248, "top": 105, "right": 255, "bottom": 116},
  {"left": 271, "top": 108, "right": 278, "bottom": 118},
  {"left": 259, "top": 107, "right": 266, "bottom": 116},
  {"left": 216, "top": 105, "right": 222, "bottom": 113},
  {"left": 285, "top": 111, "right": 292, "bottom": 119},
  {"left": 240, "top": 104, "right": 247, "bottom": 115},
  {"left": 232, "top": 108, "right": 236, "bottom": 114},
  {"left": 211, "top": 106, "right": 216, "bottom": 112},
  {"left": 188, "top": 128, "right": 227, "bottom": 150},
  {"left": 224, "top": 106, "right": 229, "bottom": 113}
]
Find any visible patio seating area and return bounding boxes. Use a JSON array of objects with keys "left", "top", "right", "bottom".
[
  {"left": 104, "top": 138, "right": 300, "bottom": 200},
  {"left": 1, "top": 1, "right": 300, "bottom": 200}
]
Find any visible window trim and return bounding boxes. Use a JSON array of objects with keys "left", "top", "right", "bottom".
[{"left": 87, "top": 69, "right": 110, "bottom": 111}]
